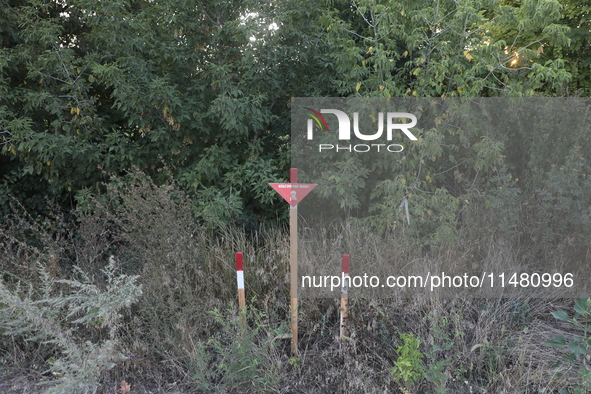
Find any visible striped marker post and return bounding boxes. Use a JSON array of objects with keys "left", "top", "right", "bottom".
[
  {"left": 340, "top": 254, "right": 350, "bottom": 340},
  {"left": 236, "top": 252, "right": 246, "bottom": 314}
]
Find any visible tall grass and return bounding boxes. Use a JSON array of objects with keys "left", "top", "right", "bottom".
[{"left": 0, "top": 169, "right": 586, "bottom": 392}]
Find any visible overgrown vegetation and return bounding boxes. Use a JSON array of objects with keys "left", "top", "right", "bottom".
[
  {"left": 0, "top": 255, "right": 141, "bottom": 393},
  {"left": 1, "top": 0, "right": 587, "bottom": 227},
  {"left": 0, "top": 169, "right": 589, "bottom": 392},
  {"left": 1, "top": 0, "right": 590, "bottom": 392}
]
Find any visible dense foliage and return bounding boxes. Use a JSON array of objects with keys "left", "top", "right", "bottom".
[
  {"left": 2, "top": 0, "right": 588, "bottom": 229},
  {"left": 1, "top": 0, "right": 306, "bottom": 227}
]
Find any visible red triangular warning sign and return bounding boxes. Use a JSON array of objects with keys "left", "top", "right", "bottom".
[{"left": 269, "top": 183, "right": 317, "bottom": 207}]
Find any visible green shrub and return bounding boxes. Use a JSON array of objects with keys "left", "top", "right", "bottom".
[
  {"left": 546, "top": 298, "right": 591, "bottom": 393},
  {"left": 392, "top": 333, "right": 426, "bottom": 386}
]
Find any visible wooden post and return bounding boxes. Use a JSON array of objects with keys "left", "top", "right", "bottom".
[
  {"left": 269, "top": 169, "right": 316, "bottom": 356},
  {"left": 290, "top": 168, "right": 299, "bottom": 356},
  {"left": 340, "top": 254, "right": 350, "bottom": 340},
  {"left": 236, "top": 252, "right": 246, "bottom": 325}
]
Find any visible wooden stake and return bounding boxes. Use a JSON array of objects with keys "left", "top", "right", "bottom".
[
  {"left": 290, "top": 168, "right": 299, "bottom": 356},
  {"left": 269, "top": 168, "right": 316, "bottom": 355},
  {"left": 340, "top": 254, "right": 350, "bottom": 340},
  {"left": 236, "top": 252, "right": 246, "bottom": 325}
]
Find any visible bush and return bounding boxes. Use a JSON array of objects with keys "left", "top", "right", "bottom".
[
  {"left": 392, "top": 333, "right": 426, "bottom": 387},
  {"left": 0, "top": 256, "right": 141, "bottom": 393}
]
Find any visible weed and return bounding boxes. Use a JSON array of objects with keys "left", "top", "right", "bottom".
[
  {"left": 0, "top": 256, "right": 141, "bottom": 393},
  {"left": 423, "top": 311, "right": 455, "bottom": 393},
  {"left": 546, "top": 298, "right": 591, "bottom": 392},
  {"left": 0, "top": 168, "right": 586, "bottom": 393},
  {"left": 392, "top": 333, "right": 426, "bottom": 386},
  {"left": 189, "top": 305, "right": 284, "bottom": 392}
]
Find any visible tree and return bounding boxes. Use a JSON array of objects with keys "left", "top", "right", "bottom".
[
  {"left": 557, "top": 0, "right": 591, "bottom": 93},
  {"left": 292, "top": 0, "right": 578, "bottom": 244},
  {"left": 0, "top": 0, "right": 310, "bottom": 227},
  {"left": 320, "top": 0, "right": 571, "bottom": 97},
  {"left": 1, "top": 0, "right": 583, "bottom": 232}
]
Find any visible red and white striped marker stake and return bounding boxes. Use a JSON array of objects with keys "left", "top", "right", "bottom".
[
  {"left": 236, "top": 252, "right": 246, "bottom": 321},
  {"left": 340, "top": 254, "right": 350, "bottom": 340}
]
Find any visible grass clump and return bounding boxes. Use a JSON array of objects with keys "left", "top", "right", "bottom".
[{"left": 189, "top": 305, "right": 285, "bottom": 392}]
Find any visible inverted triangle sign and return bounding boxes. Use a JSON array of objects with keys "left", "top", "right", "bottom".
[{"left": 270, "top": 183, "right": 317, "bottom": 207}]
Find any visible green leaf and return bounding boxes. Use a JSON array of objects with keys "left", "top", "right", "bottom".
[
  {"left": 551, "top": 311, "right": 570, "bottom": 321},
  {"left": 574, "top": 298, "right": 590, "bottom": 315},
  {"left": 569, "top": 341, "right": 587, "bottom": 357},
  {"left": 545, "top": 335, "right": 566, "bottom": 349}
]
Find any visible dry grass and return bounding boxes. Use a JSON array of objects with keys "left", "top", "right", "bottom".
[{"left": 0, "top": 170, "right": 588, "bottom": 393}]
